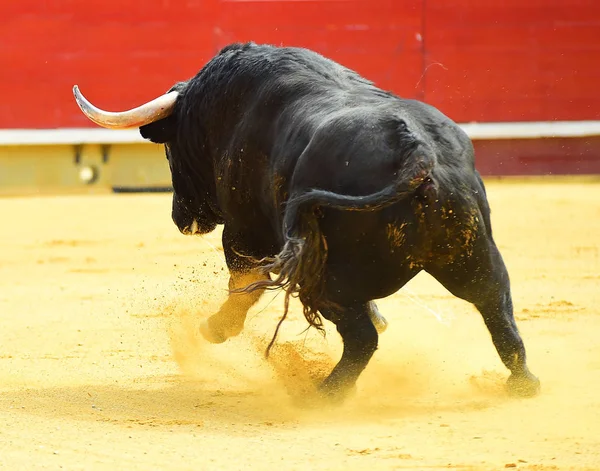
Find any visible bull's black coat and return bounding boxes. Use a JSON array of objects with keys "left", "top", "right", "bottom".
[{"left": 140, "top": 42, "right": 539, "bottom": 400}]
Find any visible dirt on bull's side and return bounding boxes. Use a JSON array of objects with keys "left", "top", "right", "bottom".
[{"left": 0, "top": 181, "right": 599, "bottom": 470}]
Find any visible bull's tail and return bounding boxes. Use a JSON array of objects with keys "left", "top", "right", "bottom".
[{"left": 242, "top": 154, "right": 434, "bottom": 357}]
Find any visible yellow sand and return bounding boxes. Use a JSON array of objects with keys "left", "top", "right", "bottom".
[{"left": 1, "top": 181, "right": 599, "bottom": 470}]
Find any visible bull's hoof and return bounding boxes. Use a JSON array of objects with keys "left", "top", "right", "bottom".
[
  {"left": 371, "top": 314, "right": 388, "bottom": 334},
  {"left": 316, "top": 378, "right": 357, "bottom": 406},
  {"left": 199, "top": 320, "right": 227, "bottom": 344},
  {"left": 367, "top": 302, "right": 388, "bottom": 334},
  {"left": 506, "top": 372, "right": 541, "bottom": 398}
]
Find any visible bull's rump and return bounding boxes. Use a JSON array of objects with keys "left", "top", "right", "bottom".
[{"left": 313, "top": 186, "right": 485, "bottom": 304}]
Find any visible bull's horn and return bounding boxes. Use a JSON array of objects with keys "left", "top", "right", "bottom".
[{"left": 72, "top": 85, "right": 178, "bottom": 129}]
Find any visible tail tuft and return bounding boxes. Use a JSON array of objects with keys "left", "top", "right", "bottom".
[{"left": 239, "top": 211, "right": 332, "bottom": 358}]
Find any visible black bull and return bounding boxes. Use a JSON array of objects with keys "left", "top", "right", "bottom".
[{"left": 74, "top": 42, "right": 540, "bottom": 401}]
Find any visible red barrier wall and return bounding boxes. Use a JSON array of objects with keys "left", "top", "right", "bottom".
[
  {"left": 474, "top": 138, "right": 600, "bottom": 176},
  {"left": 423, "top": 0, "right": 600, "bottom": 123},
  {"left": 3, "top": 0, "right": 599, "bottom": 129},
  {"left": 2, "top": 1, "right": 600, "bottom": 175}
]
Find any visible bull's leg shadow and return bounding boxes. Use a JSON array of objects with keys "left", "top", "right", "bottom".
[
  {"left": 317, "top": 302, "right": 380, "bottom": 401},
  {"left": 426, "top": 238, "right": 540, "bottom": 398}
]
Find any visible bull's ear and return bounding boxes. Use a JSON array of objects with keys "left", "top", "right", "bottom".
[{"left": 139, "top": 114, "right": 177, "bottom": 144}]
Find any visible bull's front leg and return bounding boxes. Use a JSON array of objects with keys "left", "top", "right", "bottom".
[{"left": 199, "top": 270, "right": 268, "bottom": 343}]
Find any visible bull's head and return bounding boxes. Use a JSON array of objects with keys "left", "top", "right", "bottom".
[{"left": 73, "top": 85, "right": 221, "bottom": 235}]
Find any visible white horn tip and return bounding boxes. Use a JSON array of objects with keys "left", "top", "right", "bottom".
[
  {"left": 71, "top": 84, "right": 177, "bottom": 129},
  {"left": 72, "top": 85, "right": 84, "bottom": 107}
]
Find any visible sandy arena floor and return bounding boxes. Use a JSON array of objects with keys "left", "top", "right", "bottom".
[{"left": 1, "top": 181, "right": 599, "bottom": 470}]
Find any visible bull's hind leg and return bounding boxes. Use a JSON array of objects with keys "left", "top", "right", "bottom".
[
  {"left": 199, "top": 227, "right": 272, "bottom": 344},
  {"left": 318, "top": 302, "right": 379, "bottom": 400},
  {"left": 426, "top": 239, "right": 540, "bottom": 397}
]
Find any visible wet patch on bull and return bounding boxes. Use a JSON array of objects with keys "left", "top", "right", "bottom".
[
  {"left": 411, "top": 197, "right": 481, "bottom": 266},
  {"left": 406, "top": 256, "right": 423, "bottom": 271},
  {"left": 386, "top": 221, "right": 407, "bottom": 249},
  {"left": 460, "top": 208, "right": 480, "bottom": 258},
  {"left": 272, "top": 173, "right": 288, "bottom": 204}
]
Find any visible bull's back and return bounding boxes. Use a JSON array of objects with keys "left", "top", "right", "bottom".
[{"left": 210, "top": 43, "right": 484, "bottom": 265}]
